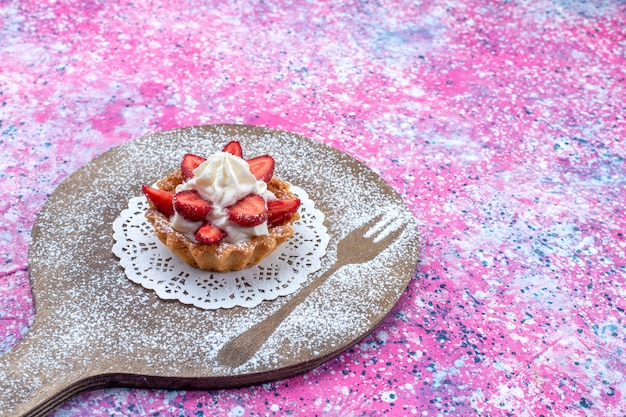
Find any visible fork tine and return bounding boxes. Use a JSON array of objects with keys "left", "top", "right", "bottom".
[
  {"left": 373, "top": 222, "right": 404, "bottom": 250},
  {"left": 357, "top": 213, "right": 385, "bottom": 236},
  {"left": 349, "top": 212, "right": 403, "bottom": 251},
  {"left": 364, "top": 210, "right": 401, "bottom": 238}
]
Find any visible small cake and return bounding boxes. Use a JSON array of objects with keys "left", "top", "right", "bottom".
[{"left": 142, "top": 141, "right": 301, "bottom": 272}]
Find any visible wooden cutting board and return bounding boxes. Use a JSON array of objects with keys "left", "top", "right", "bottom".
[{"left": 0, "top": 125, "right": 420, "bottom": 417}]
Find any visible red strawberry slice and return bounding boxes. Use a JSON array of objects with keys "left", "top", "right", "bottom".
[
  {"left": 142, "top": 185, "right": 174, "bottom": 216},
  {"left": 195, "top": 222, "right": 226, "bottom": 244},
  {"left": 267, "top": 198, "right": 300, "bottom": 226},
  {"left": 247, "top": 155, "right": 275, "bottom": 183},
  {"left": 181, "top": 153, "right": 207, "bottom": 181},
  {"left": 227, "top": 194, "right": 268, "bottom": 227},
  {"left": 174, "top": 190, "right": 213, "bottom": 221},
  {"left": 222, "top": 140, "right": 243, "bottom": 158}
]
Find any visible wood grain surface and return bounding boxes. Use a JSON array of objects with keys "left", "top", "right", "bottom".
[{"left": 0, "top": 125, "right": 420, "bottom": 417}]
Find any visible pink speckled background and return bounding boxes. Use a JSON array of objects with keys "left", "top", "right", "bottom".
[{"left": 1, "top": 0, "right": 625, "bottom": 416}]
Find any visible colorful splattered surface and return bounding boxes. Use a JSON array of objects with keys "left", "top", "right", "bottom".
[{"left": 1, "top": 0, "right": 625, "bottom": 415}]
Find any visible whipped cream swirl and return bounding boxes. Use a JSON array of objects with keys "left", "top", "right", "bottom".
[{"left": 171, "top": 152, "right": 275, "bottom": 244}]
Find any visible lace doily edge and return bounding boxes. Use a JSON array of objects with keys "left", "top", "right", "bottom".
[{"left": 111, "top": 186, "right": 330, "bottom": 310}]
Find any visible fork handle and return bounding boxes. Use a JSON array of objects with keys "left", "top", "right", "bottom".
[{"left": 216, "top": 262, "right": 341, "bottom": 368}]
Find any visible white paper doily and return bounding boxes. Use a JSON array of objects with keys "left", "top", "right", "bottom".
[{"left": 112, "top": 186, "right": 329, "bottom": 310}]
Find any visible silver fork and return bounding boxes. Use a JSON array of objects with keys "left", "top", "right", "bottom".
[{"left": 216, "top": 213, "right": 405, "bottom": 368}]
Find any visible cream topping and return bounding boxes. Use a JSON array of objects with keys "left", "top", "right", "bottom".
[{"left": 173, "top": 152, "right": 274, "bottom": 244}]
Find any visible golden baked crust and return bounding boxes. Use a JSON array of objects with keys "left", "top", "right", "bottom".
[{"left": 144, "top": 170, "right": 300, "bottom": 272}]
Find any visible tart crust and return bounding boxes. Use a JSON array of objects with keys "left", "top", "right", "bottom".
[{"left": 144, "top": 169, "right": 300, "bottom": 272}]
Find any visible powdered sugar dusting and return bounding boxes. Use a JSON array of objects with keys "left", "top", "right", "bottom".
[{"left": 0, "top": 125, "right": 419, "bottom": 415}]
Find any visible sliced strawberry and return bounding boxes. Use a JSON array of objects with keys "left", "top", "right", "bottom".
[
  {"left": 142, "top": 185, "right": 175, "bottom": 216},
  {"left": 267, "top": 198, "right": 300, "bottom": 226},
  {"left": 195, "top": 222, "right": 226, "bottom": 244},
  {"left": 181, "top": 153, "right": 207, "bottom": 181},
  {"left": 222, "top": 140, "right": 243, "bottom": 158},
  {"left": 174, "top": 190, "right": 212, "bottom": 221},
  {"left": 247, "top": 155, "right": 275, "bottom": 183},
  {"left": 227, "top": 194, "right": 268, "bottom": 227}
]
